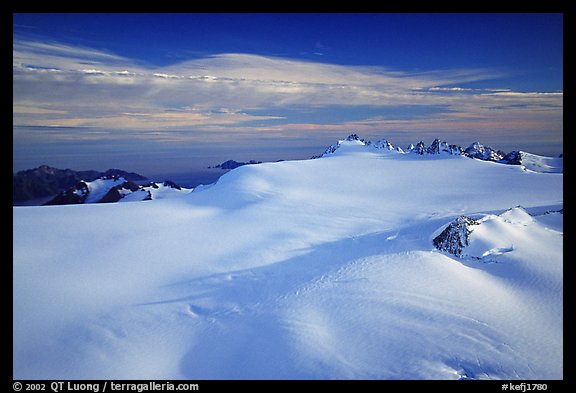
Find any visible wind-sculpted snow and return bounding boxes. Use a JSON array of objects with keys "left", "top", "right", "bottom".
[{"left": 13, "top": 138, "right": 563, "bottom": 379}]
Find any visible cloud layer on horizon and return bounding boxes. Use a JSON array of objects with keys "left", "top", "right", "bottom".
[{"left": 13, "top": 37, "right": 563, "bottom": 146}]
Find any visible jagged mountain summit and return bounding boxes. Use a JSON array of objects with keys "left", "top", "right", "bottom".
[
  {"left": 463, "top": 141, "right": 505, "bottom": 161},
  {"left": 314, "top": 133, "right": 562, "bottom": 173},
  {"left": 314, "top": 134, "right": 473, "bottom": 158},
  {"left": 44, "top": 176, "right": 191, "bottom": 205}
]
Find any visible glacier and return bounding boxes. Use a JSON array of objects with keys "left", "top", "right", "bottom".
[{"left": 13, "top": 137, "right": 562, "bottom": 379}]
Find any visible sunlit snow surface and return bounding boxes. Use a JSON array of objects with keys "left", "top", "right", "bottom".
[{"left": 13, "top": 141, "right": 562, "bottom": 379}]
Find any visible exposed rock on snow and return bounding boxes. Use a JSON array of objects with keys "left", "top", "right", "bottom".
[
  {"left": 426, "top": 138, "right": 442, "bottom": 154},
  {"left": 344, "top": 133, "right": 361, "bottom": 142},
  {"left": 413, "top": 141, "right": 427, "bottom": 155},
  {"left": 371, "top": 138, "right": 394, "bottom": 150},
  {"left": 433, "top": 216, "right": 480, "bottom": 257},
  {"left": 161, "top": 180, "right": 182, "bottom": 190},
  {"left": 312, "top": 133, "right": 368, "bottom": 158},
  {"left": 463, "top": 141, "right": 505, "bottom": 161},
  {"left": 501, "top": 150, "right": 522, "bottom": 165},
  {"left": 44, "top": 176, "right": 191, "bottom": 205},
  {"left": 433, "top": 206, "right": 558, "bottom": 263},
  {"left": 313, "top": 134, "right": 559, "bottom": 171},
  {"left": 42, "top": 180, "right": 91, "bottom": 205},
  {"left": 13, "top": 165, "right": 147, "bottom": 203},
  {"left": 98, "top": 179, "right": 142, "bottom": 203}
]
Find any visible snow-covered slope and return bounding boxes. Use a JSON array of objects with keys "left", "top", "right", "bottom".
[
  {"left": 44, "top": 177, "right": 192, "bottom": 205},
  {"left": 84, "top": 177, "right": 138, "bottom": 203},
  {"left": 141, "top": 181, "right": 193, "bottom": 200},
  {"left": 518, "top": 151, "right": 563, "bottom": 173},
  {"left": 13, "top": 139, "right": 563, "bottom": 380}
]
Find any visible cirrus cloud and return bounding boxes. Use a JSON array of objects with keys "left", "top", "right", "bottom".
[{"left": 13, "top": 37, "right": 562, "bottom": 148}]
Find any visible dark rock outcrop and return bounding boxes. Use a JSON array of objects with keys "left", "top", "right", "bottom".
[
  {"left": 211, "top": 160, "right": 262, "bottom": 170},
  {"left": 43, "top": 181, "right": 90, "bottom": 205},
  {"left": 501, "top": 150, "right": 522, "bottom": 165},
  {"left": 447, "top": 144, "right": 463, "bottom": 155},
  {"left": 427, "top": 139, "right": 441, "bottom": 154},
  {"left": 13, "top": 166, "right": 99, "bottom": 202},
  {"left": 101, "top": 169, "right": 148, "bottom": 181},
  {"left": 43, "top": 176, "right": 186, "bottom": 205},
  {"left": 463, "top": 142, "right": 506, "bottom": 162},
  {"left": 162, "top": 180, "right": 182, "bottom": 190},
  {"left": 98, "top": 180, "right": 141, "bottom": 203},
  {"left": 413, "top": 141, "right": 427, "bottom": 155},
  {"left": 13, "top": 165, "right": 147, "bottom": 203},
  {"left": 433, "top": 216, "right": 480, "bottom": 257}
]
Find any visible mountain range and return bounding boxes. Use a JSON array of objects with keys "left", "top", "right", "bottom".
[
  {"left": 14, "top": 136, "right": 562, "bottom": 206},
  {"left": 315, "top": 134, "right": 563, "bottom": 173}
]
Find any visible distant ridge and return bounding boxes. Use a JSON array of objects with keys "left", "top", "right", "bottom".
[
  {"left": 209, "top": 159, "right": 262, "bottom": 170},
  {"left": 13, "top": 165, "right": 148, "bottom": 203},
  {"left": 314, "top": 133, "right": 563, "bottom": 172}
]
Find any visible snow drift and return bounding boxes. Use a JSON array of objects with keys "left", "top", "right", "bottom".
[{"left": 13, "top": 137, "right": 563, "bottom": 380}]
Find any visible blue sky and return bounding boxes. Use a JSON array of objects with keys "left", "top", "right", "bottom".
[{"left": 13, "top": 13, "right": 563, "bottom": 178}]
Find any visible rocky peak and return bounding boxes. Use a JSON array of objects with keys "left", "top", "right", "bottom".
[
  {"left": 501, "top": 150, "right": 522, "bottom": 165},
  {"left": 463, "top": 142, "right": 506, "bottom": 161},
  {"left": 313, "top": 133, "right": 368, "bottom": 158},
  {"left": 343, "top": 134, "right": 369, "bottom": 145},
  {"left": 345, "top": 133, "right": 362, "bottom": 142},
  {"left": 433, "top": 216, "right": 480, "bottom": 257},
  {"left": 43, "top": 180, "right": 90, "bottom": 205},
  {"left": 413, "top": 141, "right": 427, "bottom": 155},
  {"left": 426, "top": 139, "right": 441, "bottom": 154},
  {"left": 447, "top": 144, "right": 463, "bottom": 155},
  {"left": 163, "top": 180, "right": 182, "bottom": 190},
  {"left": 312, "top": 134, "right": 558, "bottom": 173},
  {"left": 372, "top": 139, "right": 395, "bottom": 150},
  {"left": 98, "top": 179, "right": 141, "bottom": 203}
]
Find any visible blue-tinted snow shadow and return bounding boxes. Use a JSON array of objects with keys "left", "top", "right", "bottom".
[
  {"left": 136, "top": 208, "right": 548, "bottom": 379},
  {"left": 135, "top": 215, "right": 471, "bottom": 379},
  {"left": 137, "top": 228, "right": 406, "bottom": 379}
]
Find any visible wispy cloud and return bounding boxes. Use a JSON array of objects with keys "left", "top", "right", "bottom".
[{"left": 13, "top": 37, "right": 562, "bottom": 145}]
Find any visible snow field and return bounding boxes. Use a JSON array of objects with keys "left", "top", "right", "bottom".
[{"left": 13, "top": 141, "right": 562, "bottom": 379}]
